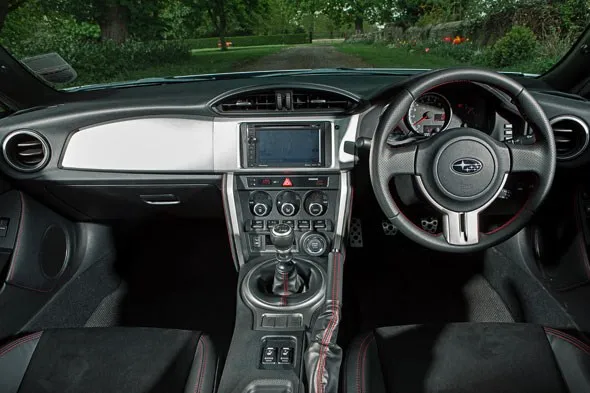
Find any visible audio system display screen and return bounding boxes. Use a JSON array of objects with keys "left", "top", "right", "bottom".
[{"left": 255, "top": 128, "right": 322, "bottom": 167}]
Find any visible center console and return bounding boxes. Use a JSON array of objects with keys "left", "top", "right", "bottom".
[{"left": 219, "top": 117, "right": 355, "bottom": 393}]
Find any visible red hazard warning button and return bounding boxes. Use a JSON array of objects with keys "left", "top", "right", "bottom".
[{"left": 282, "top": 178, "right": 293, "bottom": 187}]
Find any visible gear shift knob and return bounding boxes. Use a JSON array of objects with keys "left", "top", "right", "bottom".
[{"left": 270, "top": 223, "right": 294, "bottom": 262}]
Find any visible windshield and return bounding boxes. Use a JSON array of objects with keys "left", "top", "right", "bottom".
[{"left": 0, "top": 0, "right": 588, "bottom": 88}]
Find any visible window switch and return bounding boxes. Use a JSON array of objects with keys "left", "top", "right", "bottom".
[
  {"left": 278, "top": 347, "right": 293, "bottom": 364},
  {"left": 262, "top": 347, "right": 277, "bottom": 364}
]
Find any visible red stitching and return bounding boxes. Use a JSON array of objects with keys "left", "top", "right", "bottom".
[
  {"left": 360, "top": 335, "right": 375, "bottom": 393},
  {"left": 0, "top": 331, "right": 42, "bottom": 357},
  {"left": 545, "top": 328, "right": 590, "bottom": 354},
  {"left": 281, "top": 272, "right": 288, "bottom": 306},
  {"left": 485, "top": 197, "right": 530, "bottom": 235},
  {"left": 317, "top": 252, "right": 341, "bottom": 393},
  {"left": 356, "top": 333, "right": 373, "bottom": 393}
]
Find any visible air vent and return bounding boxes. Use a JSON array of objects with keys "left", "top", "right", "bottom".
[
  {"left": 292, "top": 90, "right": 355, "bottom": 112},
  {"left": 217, "top": 90, "right": 278, "bottom": 112},
  {"left": 214, "top": 88, "right": 357, "bottom": 113},
  {"left": 2, "top": 130, "right": 50, "bottom": 172},
  {"left": 550, "top": 116, "right": 589, "bottom": 160}
]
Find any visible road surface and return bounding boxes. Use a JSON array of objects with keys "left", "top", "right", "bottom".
[{"left": 239, "top": 45, "right": 372, "bottom": 71}]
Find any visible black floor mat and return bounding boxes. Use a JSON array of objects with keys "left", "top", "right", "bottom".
[
  {"left": 113, "top": 218, "right": 237, "bottom": 356},
  {"left": 338, "top": 216, "right": 489, "bottom": 350}
]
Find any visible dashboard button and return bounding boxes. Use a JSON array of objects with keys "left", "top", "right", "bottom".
[
  {"left": 262, "top": 347, "right": 277, "bottom": 364},
  {"left": 282, "top": 220, "right": 295, "bottom": 228},
  {"left": 313, "top": 220, "right": 326, "bottom": 229},
  {"left": 251, "top": 220, "right": 264, "bottom": 230},
  {"left": 297, "top": 220, "right": 311, "bottom": 230}
]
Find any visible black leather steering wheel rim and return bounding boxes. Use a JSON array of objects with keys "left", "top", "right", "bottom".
[{"left": 370, "top": 68, "right": 556, "bottom": 253}]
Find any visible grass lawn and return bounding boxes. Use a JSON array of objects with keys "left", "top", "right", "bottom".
[
  {"left": 336, "top": 44, "right": 462, "bottom": 69},
  {"left": 75, "top": 46, "right": 284, "bottom": 86}
]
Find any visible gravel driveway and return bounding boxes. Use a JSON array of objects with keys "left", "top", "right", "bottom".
[{"left": 238, "top": 45, "right": 372, "bottom": 71}]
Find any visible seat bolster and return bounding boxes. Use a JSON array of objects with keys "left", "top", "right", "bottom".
[
  {"left": 544, "top": 327, "right": 590, "bottom": 393},
  {"left": 0, "top": 332, "right": 43, "bottom": 393},
  {"left": 184, "top": 334, "right": 218, "bottom": 393},
  {"left": 343, "top": 331, "right": 387, "bottom": 393}
]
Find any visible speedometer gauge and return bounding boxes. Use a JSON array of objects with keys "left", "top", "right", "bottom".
[{"left": 408, "top": 93, "right": 452, "bottom": 136}]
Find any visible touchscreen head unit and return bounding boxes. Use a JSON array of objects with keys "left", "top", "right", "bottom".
[{"left": 242, "top": 123, "right": 331, "bottom": 168}]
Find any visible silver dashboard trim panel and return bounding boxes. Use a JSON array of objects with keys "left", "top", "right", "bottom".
[
  {"left": 61, "top": 118, "right": 214, "bottom": 171},
  {"left": 333, "top": 171, "right": 352, "bottom": 251},
  {"left": 223, "top": 173, "right": 245, "bottom": 268}
]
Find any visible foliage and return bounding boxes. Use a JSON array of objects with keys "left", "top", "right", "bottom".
[
  {"left": 487, "top": 25, "right": 537, "bottom": 67},
  {"left": 185, "top": 34, "right": 309, "bottom": 49},
  {"left": 69, "top": 46, "right": 283, "bottom": 86}
]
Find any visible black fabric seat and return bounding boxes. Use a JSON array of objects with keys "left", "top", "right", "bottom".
[
  {"left": 0, "top": 327, "right": 218, "bottom": 393},
  {"left": 344, "top": 323, "right": 590, "bottom": 393}
]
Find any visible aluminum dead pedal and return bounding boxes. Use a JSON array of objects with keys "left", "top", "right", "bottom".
[
  {"left": 382, "top": 220, "right": 398, "bottom": 236},
  {"left": 349, "top": 217, "right": 364, "bottom": 247}
]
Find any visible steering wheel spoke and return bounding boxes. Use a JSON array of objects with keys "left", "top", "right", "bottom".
[
  {"left": 507, "top": 142, "right": 546, "bottom": 175},
  {"left": 442, "top": 210, "right": 480, "bottom": 245},
  {"left": 379, "top": 144, "right": 417, "bottom": 179}
]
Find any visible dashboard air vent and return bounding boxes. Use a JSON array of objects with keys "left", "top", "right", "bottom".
[
  {"left": 2, "top": 130, "right": 50, "bottom": 172},
  {"left": 292, "top": 90, "right": 355, "bottom": 112},
  {"left": 213, "top": 88, "right": 357, "bottom": 114},
  {"left": 217, "top": 91, "right": 277, "bottom": 112},
  {"left": 550, "top": 116, "right": 589, "bottom": 160}
]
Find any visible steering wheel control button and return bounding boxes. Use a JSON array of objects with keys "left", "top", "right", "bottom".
[
  {"left": 301, "top": 232, "right": 328, "bottom": 257},
  {"left": 434, "top": 139, "right": 496, "bottom": 200}
]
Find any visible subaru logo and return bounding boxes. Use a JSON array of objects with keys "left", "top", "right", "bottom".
[{"left": 451, "top": 158, "right": 483, "bottom": 175}]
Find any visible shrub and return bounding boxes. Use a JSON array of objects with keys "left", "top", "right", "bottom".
[
  {"left": 184, "top": 34, "right": 309, "bottom": 49},
  {"left": 487, "top": 26, "right": 538, "bottom": 67}
]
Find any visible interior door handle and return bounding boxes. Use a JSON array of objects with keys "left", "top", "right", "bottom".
[{"left": 139, "top": 194, "right": 181, "bottom": 205}]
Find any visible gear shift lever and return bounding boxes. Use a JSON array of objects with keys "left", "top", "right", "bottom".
[{"left": 270, "top": 224, "right": 303, "bottom": 296}]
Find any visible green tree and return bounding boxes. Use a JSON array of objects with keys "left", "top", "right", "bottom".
[
  {"left": 180, "top": 0, "right": 262, "bottom": 50},
  {"left": 318, "top": 0, "right": 397, "bottom": 33},
  {"left": 41, "top": 0, "right": 166, "bottom": 43},
  {"left": 0, "top": 0, "right": 28, "bottom": 32}
]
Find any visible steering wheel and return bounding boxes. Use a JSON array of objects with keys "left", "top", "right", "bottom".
[{"left": 370, "top": 68, "right": 556, "bottom": 253}]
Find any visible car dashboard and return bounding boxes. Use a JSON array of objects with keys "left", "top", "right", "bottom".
[{"left": 0, "top": 73, "right": 589, "bottom": 230}]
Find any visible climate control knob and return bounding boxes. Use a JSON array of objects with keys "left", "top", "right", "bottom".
[
  {"left": 276, "top": 191, "right": 301, "bottom": 217},
  {"left": 249, "top": 191, "right": 272, "bottom": 217},
  {"left": 304, "top": 191, "right": 329, "bottom": 217}
]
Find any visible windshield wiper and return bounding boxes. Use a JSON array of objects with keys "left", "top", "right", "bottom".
[
  {"left": 256, "top": 68, "right": 431, "bottom": 78},
  {"left": 65, "top": 76, "right": 218, "bottom": 92}
]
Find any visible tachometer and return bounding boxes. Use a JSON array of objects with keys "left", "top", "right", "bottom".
[{"left": 407, "top": 93, "right": 452, "bottom": 136}]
